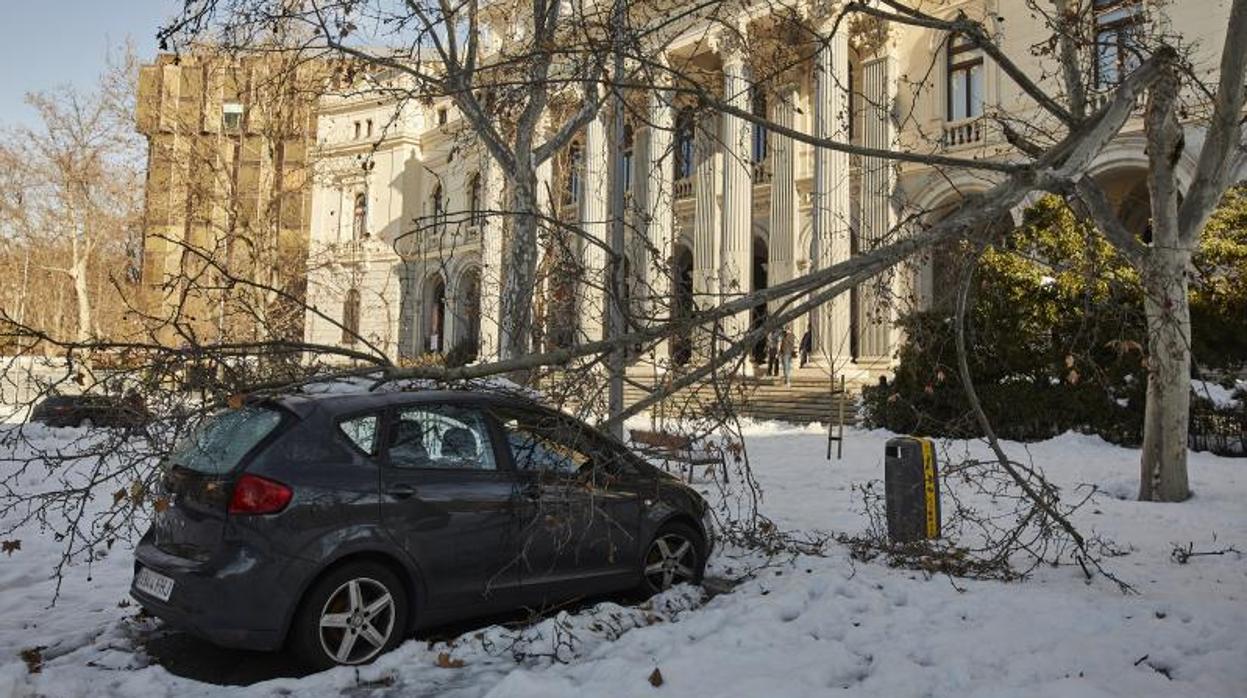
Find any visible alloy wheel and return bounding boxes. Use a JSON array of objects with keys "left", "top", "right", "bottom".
[
  {"left": 317, "top": 577, "right": 397, "bottom": 665},
  {"left": 644, "top": 533, "right": 697, "bottom": 591}
]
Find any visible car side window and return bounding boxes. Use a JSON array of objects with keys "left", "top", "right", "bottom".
[
  {"left": 338, "top": 414, "right": 381, "bottom": 456},
  {"left": 387, "top": 405, "right": 497, "bottom": 471},
  {"left": 498, "top": 414, "right": 592, "bottom": 476}
]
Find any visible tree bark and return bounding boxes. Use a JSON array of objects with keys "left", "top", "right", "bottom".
[
  {"left": 1138, "top": 249, "right": 1192, "bottom": 502},
  {"left": 500, "top": 166, "right": 539, "bottom": 361},
  {"left": 71, "top": 232, "right": 93, "bottom": 344}
]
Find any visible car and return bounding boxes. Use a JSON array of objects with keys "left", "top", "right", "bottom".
[
  {"left": 131, "top": 390, "right": 712, "bottom": 670},
  {"left": 29, "top": 393, "right": 151, "bottom": 429}
]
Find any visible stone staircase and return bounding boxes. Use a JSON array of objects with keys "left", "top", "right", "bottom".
[
  {"left": 618, "top": 363, "right": 888, "bottom": 425},
  {"left": 539, "top": 361, "right": 891, "bottom": 426}
]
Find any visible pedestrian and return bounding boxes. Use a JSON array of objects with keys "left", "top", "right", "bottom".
[
  {"left": 766, "top": 327, "right": 781, "bottom": 377},
  {"left": 799, "top": 326, "right": 812, "bottom": 367},
  {"left": 780, "top": 326, "right": 795, "bottom": 387}
]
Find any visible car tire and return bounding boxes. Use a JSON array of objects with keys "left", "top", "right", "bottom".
[
  {"left": 638, "top": 522, "right": 706, "bottom": 596},
  {"left": 289, "top": 562, "right": 409, "bottom": 671}
]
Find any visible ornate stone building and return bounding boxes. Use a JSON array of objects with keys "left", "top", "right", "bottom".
[{"left": 303, "top": 0, "right": 1242, "bottom": 380}]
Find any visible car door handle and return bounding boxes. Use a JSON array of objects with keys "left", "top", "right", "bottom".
[{"left": 385, "top": 483, "right": 417, "bottom": 499}]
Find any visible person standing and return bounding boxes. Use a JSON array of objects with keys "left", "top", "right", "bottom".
[
  {"left": 766, "top": 327, "right": 781, "bottom": 377},
  {"left": 780, "top": 326, "right": 796, "bottom": 387},
  {"left": 799, "top": 326, "right": 812, "bottom": 367}
]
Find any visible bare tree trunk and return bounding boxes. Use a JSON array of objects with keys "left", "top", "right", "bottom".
[
  {"left": 71, "top": 233, "right": 93, "bottom": 344},
  {"left": 500, "top": 167, "right": 540, "bottom": 361},
  {"left": 1138, "top": 249, "right": 1192, "bottom": 501}
]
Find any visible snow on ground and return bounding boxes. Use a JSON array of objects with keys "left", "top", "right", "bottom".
[
  {"left": 1191, "top": 378, "right": 1246, "bottom": 409},
  {"left": 0, "top": 419, "right": 1244, "bottom": 698}
]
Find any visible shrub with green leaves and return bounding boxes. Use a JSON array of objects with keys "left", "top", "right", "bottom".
[{"left": 863, "top": 191, "right": 1247, "bottom": 444}]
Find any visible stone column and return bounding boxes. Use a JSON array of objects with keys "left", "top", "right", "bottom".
[
  {"left": 692, "top": 111, "right": 721, "bottom": 310},
  {"left": 581, "top": 110, "right": 609, "bottom": 343},
  {"left": 810, "top": 18, "right": 851, "bottom": 366},
  {"left": 767, "top": 84, "right": 799, "bottom": 315},
  {"left": 478, "top": 158, "right": 505, "bottom": 361},
  {"left": 858, "top": 54, "right": 897, "bottom": 359},
  {"left": 641, "top": 82, "right": 675, "bottom": 365},
  {"left": 719, "top": 35, "right": 753, "bottom": 346}
]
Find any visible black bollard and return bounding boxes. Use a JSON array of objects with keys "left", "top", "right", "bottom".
[{"left": 884, "top": 436, "right": 941, "bottom": 542}]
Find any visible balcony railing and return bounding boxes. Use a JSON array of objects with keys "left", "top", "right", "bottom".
[
  {"left": 942, "top": 117, "right": 984, "bottom": 148},
  {"left": 419, "top": 223, "right": 482, "bottom": 252},
  {"left": 673, "top": 177, "right": 693, "bottom": 200},
  {"left": 751, "top": 158, "right": 772, "bottom": 185},
  {"left": 1089, "top": 88, "right": 1147, "bottom": 112}
]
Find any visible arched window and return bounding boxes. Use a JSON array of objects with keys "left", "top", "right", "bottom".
[
  {"left": 674, "top": 108, "right": 695, "bottom": 180},
  {"left": 431, "top": 184, "right": 446, "bottom": 236},
  {"left": 352, "top": 193, "right": 367, "bottom": 239},
  {"left": 946, "top": 33, "right": 984, "bottom": 120},
  {"left": 468, "top": 173, "right": 483, "bottom": 226},
  {"left": 426, "top": 276, "right": 446, "bottom": 353},
  {"left": 565, "top": 141, "right": 584, "bottom": 206},
  {"left": 622, "top": 124, "right": 634, "bottom": 194},
  {"left": 342, "top": 288, "right": 361, "bottom": 344}
]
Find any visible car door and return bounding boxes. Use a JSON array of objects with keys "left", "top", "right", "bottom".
[
  {"left": 491, "top": 406, "right": 643, "bottom": 606},
  {"left": 377, "top": 401, "right": 522, "bottom": 614}
]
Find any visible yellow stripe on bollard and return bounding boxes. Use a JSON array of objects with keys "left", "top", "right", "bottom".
[{"left": 919, "top": 438, "right": 938, "bottom": 538}]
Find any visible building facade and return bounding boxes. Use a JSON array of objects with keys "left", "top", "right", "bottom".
[
  {"left": 303, "top": 0, "right": 1242, "bottom": 379},
  {"left": 137, "top": 51, "right": 325, "bottom": 345}
]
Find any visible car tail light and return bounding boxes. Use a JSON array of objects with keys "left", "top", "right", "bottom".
[{"left": 228, "top": 474, "right": 293, "bottom": 515}]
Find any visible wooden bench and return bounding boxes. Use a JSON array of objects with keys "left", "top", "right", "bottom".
[{"left": 628, "top": 429, "right": 728, "bottom": 484}]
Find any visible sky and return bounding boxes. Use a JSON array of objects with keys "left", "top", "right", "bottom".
[{"left": 0, "top": 0, "right": 181, "bottom": 128}]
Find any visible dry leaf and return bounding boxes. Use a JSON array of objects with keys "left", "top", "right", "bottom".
[
  {"left": 648, "top": 667, "right": 664, "bottom": 687},
  {"left": 1, "top": 540, "right": 21, "bottom": 556},
  {"left": 113, "top": 488, "right": 127, "bottom": 505},
  {"left": 152, "top": 498, "right": 170, "bottom": 513},
  {"left": 20, "top": 646, "right": 44, "bottom": 674},
  {"left": 436, "top": 652, "right": 465, "bottom": 669},
  {"left": 227, "top": 394, "right": 245, "bottom": 409}
]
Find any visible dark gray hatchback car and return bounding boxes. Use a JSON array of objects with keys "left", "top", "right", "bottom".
[{"left": 131, "top": 390, "right": 711, "bottom": 669}]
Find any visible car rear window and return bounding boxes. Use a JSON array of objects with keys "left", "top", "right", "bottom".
[{"left": 169, "top": 406, "right": 284, "bottom": 474}]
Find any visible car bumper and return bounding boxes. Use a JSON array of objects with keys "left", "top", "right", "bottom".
[{"left": 131, "top": 532, "right": 313, "bottom": 652}]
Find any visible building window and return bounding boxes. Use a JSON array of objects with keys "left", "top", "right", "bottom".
[
  {"left": 366, "top": 118, "right": 374, "bottom": 138},
  {"left": 342, "top": 288, "right": 361, "bottom": 344},
  {"left": 468, "top": 173, "right": 483, "bottom": 226},
  {"left": 1095, "top": 0, "right": 1144, "bottom": 88},
  {"left": 222, "top": 103, "right": 243, "bottom": 133},
  {"left": 751, "top": 88, "right": 768, "bottom": 164},
  {"left": 352, "top": 192, "right": 367, "bottom": 239},
  {"left": 432, "top": 184, "right": 446, "bottom": 236},
  {"left": 353, "top": 121, "right": 362, "bottom": 140},
  {"left": 674, "top": 107, "right": 695, "bottom": 180},
  {"left": 564, "top": 141, "right": 583, "bottom": 206},
  {"left": 437, "top": 107, "right": 448, "bottom": 126},
  {"left": 622, "top": 124, "right": 634, "bottom": 194},
  {"left": 946, "top": 33, "right": 984, "bottom": 121}
]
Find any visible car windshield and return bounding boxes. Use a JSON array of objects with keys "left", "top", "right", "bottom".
[{"left": 169, "top": 406, "right": 283, "bottom": 474}]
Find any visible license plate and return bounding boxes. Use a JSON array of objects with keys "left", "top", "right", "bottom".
[{"left": 134, "top": 566, "right": 175, "bottom": 602}]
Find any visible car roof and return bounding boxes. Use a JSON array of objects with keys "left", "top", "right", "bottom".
[{"left": 267, "top": 388, "right": 537, "bottom": 419}]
